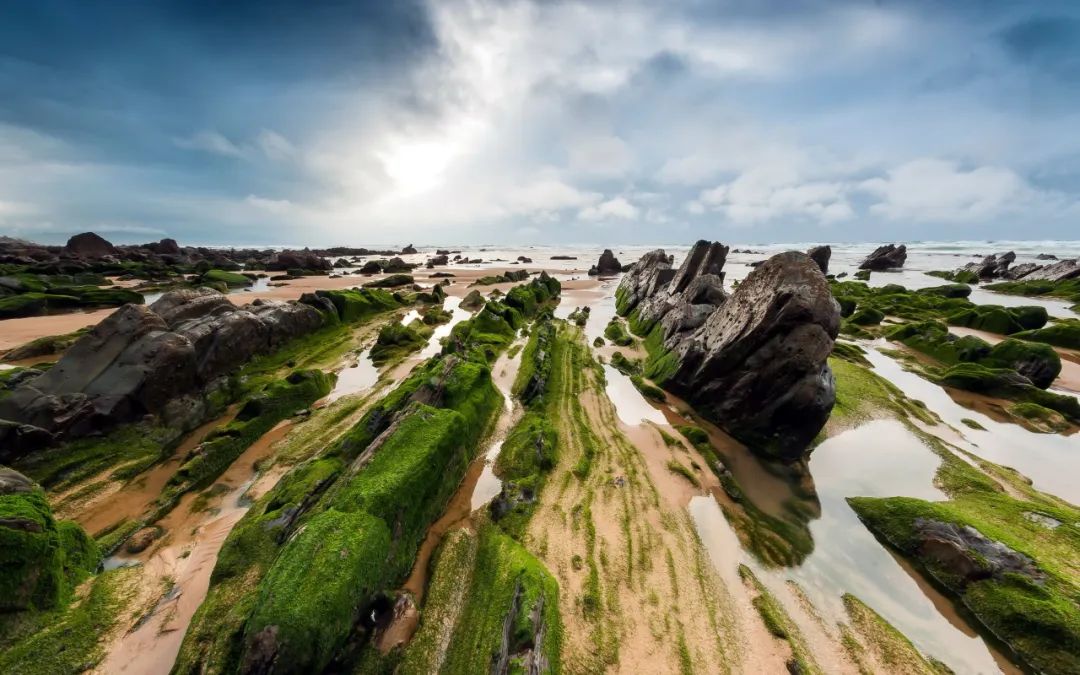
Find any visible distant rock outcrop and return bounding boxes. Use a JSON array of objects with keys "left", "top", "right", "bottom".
[
  {"left": 266, "top": 249, "right": 331, "bottom": 272},
  {"left": 1019, "top": 259, "right": 1080, "bottom": 281},
  {"left": 807, "top": 245, "right": 831, "bottom": 275},
  {"left": 859, "top": 244, "right": 906, "bottom": 271},
  {"left": 64, "top": 232, "right": 116, "bottom": 258},
  {"left": 618, "top": 243, "right": 838, "bottom": 461},
  {"left": 0, "top": 288, "right": 326, "bottom": 458},
  {"left": 588, "top": 249, "right": 624, "bottom": 276}
]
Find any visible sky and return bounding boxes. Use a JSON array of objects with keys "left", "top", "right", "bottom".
[{"left": 1, "top": 0, "right": 1079, "bottom": 247}]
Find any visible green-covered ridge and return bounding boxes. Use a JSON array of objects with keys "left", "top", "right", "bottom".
[
  {"left": 848, "top": 432, "right": 1080, "bottom": 675},
  {"left": 174, "top": 279, "right": 566, "bottom": 674}
]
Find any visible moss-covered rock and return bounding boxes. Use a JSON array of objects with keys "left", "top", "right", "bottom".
[
  {"left": 315, "top": 288, "right": 404, "bottom": 323},
  {"left": 369, "top": 320, "right": 429, "bottom": 365},
  {"left": 0, "top": 468, "right": 99, "bottom": 612},
  {"left": 363, "top": 273, "right": 414, "bottom": 288},
  {"left": 983, "top": 338, "right": 1061, "bottom": 389},
  {"left": 241, "top": 509, "right": 392, "bottom": 675},
  {"left": 936, "top": 363, "right": 1080, "bottom": 422},
  {"left": 200, "top": 269, "right": 252, "bottom": 287},
  {"left": 1013, "top": 318, "right": 1080, "bottom": 350},
  {"left": 848, "top": 307, "right": 884, "bottom": 326}
]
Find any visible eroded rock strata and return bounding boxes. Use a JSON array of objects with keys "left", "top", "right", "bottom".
[{"left": 618, "top": 241, "right": 839, "bottom": 460}]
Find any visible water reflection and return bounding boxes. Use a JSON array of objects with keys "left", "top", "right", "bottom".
[
  {"left": 865, "top": 345, "right": 1080, "bottom": 502},
  {"left": 602, "top": 364, "right": 667, "bottom": 426},
  {"left": 327, "top": 350, "right": 380, "bottom": 402}
]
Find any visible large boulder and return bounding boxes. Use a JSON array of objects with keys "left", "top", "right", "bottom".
[
  {"left": 622, "top": 241, "right": 729, "bottom": 339},
  {"left": 961, "top": 251, "right": 1015, "bottom": 279},
  {"left": 588, "top": 249, "right": 624, "bottom": 276},
  {"left": 615, "top": 249, "right": 675, "bottom": 314},
  {"left": 266, "top": 249, "right": 331, "bottom": 272},
  {"left": 859, "top": 244, "right": 906, "bottom": 271},
  {"left": 807, "top": 245, "right": 831, "bottom": 275},
  {"left": 0, "top": 289, "right": 327, "bottom": 454},
  {"left": 64, "top": 232, "right": 115, "bottom": 258}
]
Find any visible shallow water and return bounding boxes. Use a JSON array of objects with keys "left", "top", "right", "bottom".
[
  {"left": 602, "top": 364, "right": 667, "bottom": 426},
  {"left": 326, "top": 349, "right": 380, "bottom": 402},
  {"left": 864, "top": 345, "right": 1080, "bottom": 502},
  {"left": 418, "top": 295, "right": 471, "bottom": 358}
]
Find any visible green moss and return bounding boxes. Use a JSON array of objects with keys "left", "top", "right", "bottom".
[
  {"left": 641, "top": 324, "right": 679, "bottom": 384},
  {"left": 960, "top": 418, "right": 986, "bottom": 430},
  {"left": 830, "top": 357, "right": 937, "bottom": 427},
  {"left": 984, "top": 278, "right": 1080, "bottom": 312},
  {"left": 1009, "top": 402, "right": 1071, "bottom": 433},
  {"left": 928, "top": 269, "right": 980, "bottom": 285},
  {"left": 831, "top": 340, "right": 870, "bottom": 366},
  {"left": 603, "top": 317, "right": 634, "bottom": 346},
  {"left": 1, "top": 327, "right": 89, "bottom": 362},
  {"left": 848, "top": 435, "right": 1080, "bottom": 675},
  {"left": 363, "top": 273, "right": 415, "bottom": 288},
  {"left": 156, "top": 369, "right": 335, "bottom": 516},
  {"left": 497, "top": 412, "right": 558, "bottom": 480},
  {"left": 0, "top": 485, "right": 100, "bottom": 612},
  {"left": 241, "top": 509, "right": 392, "bottom": 674},
  {"left": 1013, "top": 318, "right": 1080, "bottom": 350},
  {"left": 608, "top": 350, "right": 641, "bottom": 376},
  {"left": 849, "top": 307, "right": 884, "bottom": 325},
  {"left": 739, "top": 564, "right": 822, "bottom": 674},
  {"left": 842, "top": 594, "right": 947, "bottom": 674},
  {"left": 369, "top": 320, "right": 429, "bottom": 365},
  {"left": 316, "top": 287, "right": 405, "bottom": 323},
  {"left": 200, "top": 269, "right": 252, "bottom": 287},
  {"left": 936, "top": 362, "right": 1080, "bottom": 422},
  {"left": 854, "top": 270, "right": 871, "bottom": 281},
  {"left": 0, "top": 567, "right": 137, "bottom": 675},
  {"left": 630, "top": 374, "right": 666, "bottom": 401},
  {"left": 438, "top": 524, "right": 563, "bottom": 675},
  {"left": 983, "top": 338, "right": 1061, "bottom": 388},
  {"left": 666, "top": 460, "right": 699, "bottom": 487}
]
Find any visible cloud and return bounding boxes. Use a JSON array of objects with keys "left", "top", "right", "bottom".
[
  {"left": 859, "top": 158, "right": 1034, "bottom": 222},
  {"left": 568, "top": 134, "right": 634, "bottom": 177},
  {"left": 697, "top": 164, "right": 855, "bottom": 225},
  {"left": 579, "top": 196, "right": 640, "bottom": 221},
  {"left": 174, "top": 131, "right": 245, "bottom": 158}
]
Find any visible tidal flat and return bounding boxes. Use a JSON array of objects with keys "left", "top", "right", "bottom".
[{"left": 2, "top": 237, "right": 1079, "bottom": 674}]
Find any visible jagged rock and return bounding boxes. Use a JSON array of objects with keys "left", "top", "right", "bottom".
[
  {"left": 859, "top": 244, "right": 906, "bottom": 270},
  {"left": 962, "top": 251, "right": 1015, "bottom": 279},
  {"left": 400, "top": 244, "right": 418, "bottom": 254},
  {"left": 1018, "top": 258, "right": 1080, "bottom": 281},
  {"left": 1036, "top": 253, "right": 1058, "bottom": 260},
  {"left": 807, "top": 245, "right": 831, "bottom": 275},
  {"left": 266, "top": 249, "right": 331, "bottom": 272},
  {"left": 517, "top": 256, "right": 533, "bottom": 263},
  {"left": 1004, "top": 262, "right": 1040, "bottom": 280},
  {"left": 588, "top": 249, "right": 623, "bottom": 276},
  {"left": 64, "top": 232, "right": 116, "bottom": 258},
  {"left": 619, "top": 247, "right": 838, "bottom": 461},
  {"left": 615, "top": 249, "right": 675, "bottom": 314}
]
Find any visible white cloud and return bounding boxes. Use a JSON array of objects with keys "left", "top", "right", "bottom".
[
  {"left": 245, "top": 194, "right": 295, "bottom": 215},
  {"left": 859, "top": 158, "right": 1031, "bottom": 222},
  {"left": 698, "top": 167, "right": 854, "bottom": 225},
  {"left": 256, "top": 130, "right": 296, "bottom": 161},
  {"left": 174, "top": 130, "right": 244, "bottom": 157},
  {"left": 568, "top": 134, "right": 634, "bottom": 177},
  {"left": 579, "top": 196, "right": 640, "bottom": 221}
]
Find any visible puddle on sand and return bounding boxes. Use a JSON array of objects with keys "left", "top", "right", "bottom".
[
  {"left": 689, "top": 419, "right": 1017, "bottom": 674},
  {"left": 327, "top": 349, "right": 380, "bottom": 402},
  {"left": 865, "top": 345, "right": 1080, "bottom": 502},
  {"left": 399, "top": 309, "right": 421, "bottom": 325},
  {"left": 76, "top": 405, "right": 241, "bottom": 537},
  {"left": 602, "top": 364, "right": 667, "bottom": 426},
  {"left": 418, "top": 296, "right": 472, "bottom": 359},
  {"left": 96, "top": 420, "right": 294, "bottom": 675}
]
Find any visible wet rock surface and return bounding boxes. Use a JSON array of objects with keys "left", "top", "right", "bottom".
[
  {"left": 588, "top": 249, "right": 623, "bottom": 276},
  {"left": 914, "top": 518, "right": 1044, "bottom": 586},
  {"left": 859, "top": 244, "right": 907, "bottom": 270},
  {"left": 0, "top": 288, "right": 329, "bottom": 455},
  {"left": 807, "top": 245, "right": 831, "bottom": 275},
  {"left": 619, "top": 243, "right": 839, "bottom": 461}
]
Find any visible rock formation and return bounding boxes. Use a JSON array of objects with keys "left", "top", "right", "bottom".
[
  {"left": 1017, "top": 258, "right": 1080, "bottom": 281},
  {"left": 266, "top": 249, "right": 332, "bottom": 272},
  {"left": 588, "top": 249, "right": 623, "bottom": 276},
  {"left": 64, "top": 232, "right": 116, "bottom": 258},
  {"left": 618, "top": 243, "right": 839, "bottom": 461},
  {"left": 807, "top": 245, "right": 831, "bottom": 275},
  {"left": 859, "top": 244, "right": 906, "bottom": 270},
  {"left": 0, "top": 288, "right": 327, "bottom": 457}
]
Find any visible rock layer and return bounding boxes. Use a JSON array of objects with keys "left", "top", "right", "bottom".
[
  {"left": 859, "top": 244, "right": 906, "bottom": 270},
  {"left": 0, "top": 288, "right": 327, "bottom": 457},
  {"left": 618, "top": 243, "right": 839, "bottom": 461}
]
